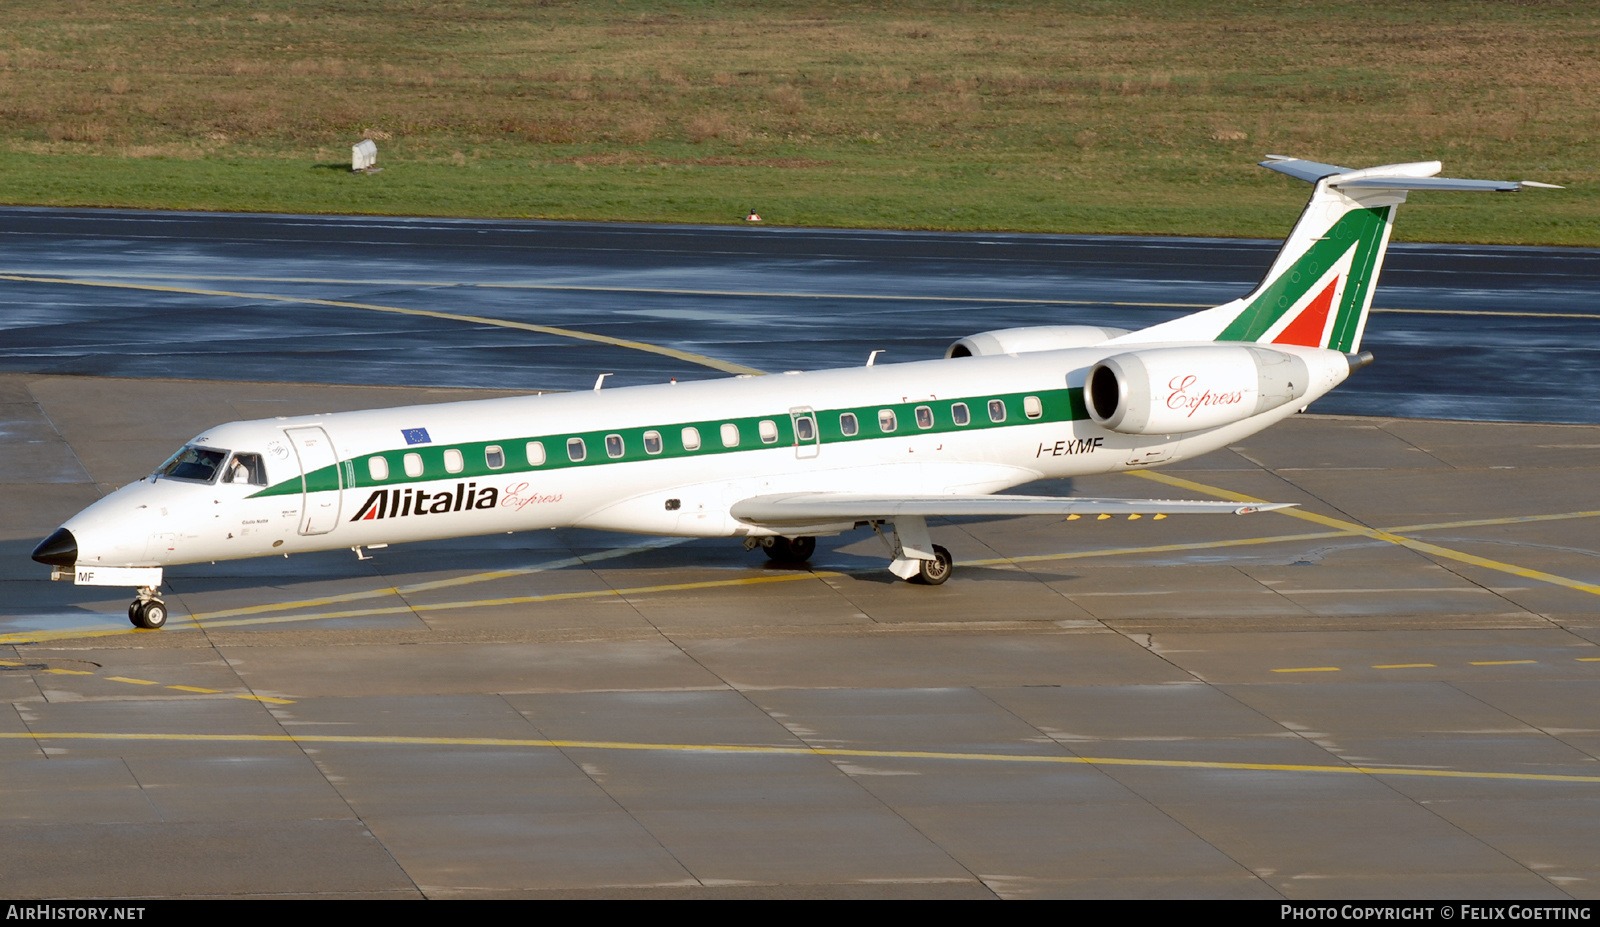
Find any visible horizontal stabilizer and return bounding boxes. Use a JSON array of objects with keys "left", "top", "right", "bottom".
[
  {"left": 1260, "top": 155, "right": 1353, "bottom": 183},
  {"left": 1260, "top": 155, "right": 1558, "bottom": 192},
  {"left": 1335, "top": 176, "right": 1523, "bottom": 192},
  {"left": 730, "top": 493, "right": 1290, "bottom": 526}
]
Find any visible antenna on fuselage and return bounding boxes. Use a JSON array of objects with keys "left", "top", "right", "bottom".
[
  {"left": 866, "top": 350, "right": 884, "bottom": 367},
  {"left": 594, "top": 373, "right": 612, "bottom": 391}
]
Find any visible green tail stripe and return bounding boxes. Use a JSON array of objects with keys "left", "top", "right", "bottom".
[
  {"left": 1216, "top": 206, "right": 1390, "bottom": 348},
  {"left": 1326, "top": 204, "right": 1392, "bottom": 352}
]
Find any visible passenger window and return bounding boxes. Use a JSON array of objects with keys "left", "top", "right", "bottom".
[
  {"left": 795, "top": 416, "right": 816, "bottom": 442},
  {"left": 721, "top": 423, "right": 740, "bottom": 447},
  {"left": 605, "top": 434, "right": 624, "bottom": 458},
  {"left": 643, "top": 431, "right": 663, "bottom": 455},
  {"left": 682, "top": 427, "right": 701, "bottom": 451},
  {"left": 952, "top": 402, "right": 970, "bottom": 426},
  {"left": 840, "top": 412, "right": 859, "bottom": 437},
  {"left": 758, "top": 420, "right": 779, "bottom": 444},
  {"left": 444, "top": 448, "right": 464, "bottom": 473},
  {"left": 878, "top": 409, "right": 897, "bottom": 433},
  {"left": 1024, "top": 395, "right": 1043, "bottom": 419},
  {"left": 915, "top": 406, "right": 933, "bottom": 429},
  {"left": 567, "top": 437, "right": 586, "bottom": 462},
  {"left": 988, "top": 399, "right": 1007, "bottom": 423},
  {"left": 404, "top": 453, "right": 424, "bottom": 477},
  {"left": 526, "top": 441, "right": 546, "bottom": 466},
  {"left": 485, "top": 446, "right": 505, "bottom": 470},
  {"left": 368, "top": 456, "right": 390, "bottom": 481}
]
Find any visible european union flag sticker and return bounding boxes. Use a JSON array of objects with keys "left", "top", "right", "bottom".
[{"left": 402, "top": 428, "right": 432, "bottom": 445}]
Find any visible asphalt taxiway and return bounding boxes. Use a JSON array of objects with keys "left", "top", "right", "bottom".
[
  {"left": 4, "top": 373, "right": 1600, "bottom": 898},
  {"left": 2, "top": 211, "right": 1600, "bottom": 898}
]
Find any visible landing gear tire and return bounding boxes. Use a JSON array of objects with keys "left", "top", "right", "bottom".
[
  {"left": 129, "top": 599, "right": 168, "bottom": 630},
  {"left": 908, "top": 545, "right": 953, "bottom": 586},
  {"left": 763, "top": 535, "right": 817, "bottom": 564}
]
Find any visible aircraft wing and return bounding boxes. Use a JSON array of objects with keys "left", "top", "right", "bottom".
[{"left": 729, "top": 493, "right": 1290, "bottom": 526}]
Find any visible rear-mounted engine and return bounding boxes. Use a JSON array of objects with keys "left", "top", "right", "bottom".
[
  {"left": 1085, "top": 345, "right": 1311, "bottom": 435},
  {"left": 946, "top": 325, "right": 1131, "bottom": 358}
]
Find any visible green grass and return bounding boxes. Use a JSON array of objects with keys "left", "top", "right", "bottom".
[{"left": 1, "top": 1, "right": 1595, "bottom": 243}]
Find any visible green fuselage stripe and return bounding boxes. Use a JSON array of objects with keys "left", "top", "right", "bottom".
[{"left": 250, "top": 386, "right": 1091, "bottom": 499}]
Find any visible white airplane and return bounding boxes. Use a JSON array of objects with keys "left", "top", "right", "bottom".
[{"left": 32, "top": 156, "right": 1556, "bottom": 629}]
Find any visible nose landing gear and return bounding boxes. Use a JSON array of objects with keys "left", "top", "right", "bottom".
[{"left": 128, "top": 586, "right": 168, "bottom": 629}]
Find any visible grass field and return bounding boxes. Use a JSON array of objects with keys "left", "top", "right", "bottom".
[{"left": 0, "top": 0, "right": 1594, "bottom": 243}]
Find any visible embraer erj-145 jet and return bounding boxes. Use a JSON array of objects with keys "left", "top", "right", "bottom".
[{"left": 33, "top": 156, "right": 1557, "bottom": 629}]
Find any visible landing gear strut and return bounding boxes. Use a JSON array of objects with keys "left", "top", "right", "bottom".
[{"left": 128, "top": 586, "right": 167, "bottom": 629}]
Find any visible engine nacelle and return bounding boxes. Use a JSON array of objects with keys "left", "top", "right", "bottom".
[
  {"left": 946, "top": 325, "right": 1131, "bottom": 359},
  {"left": 1085, "top": 345, "right": 1312, "bottom": 435}
]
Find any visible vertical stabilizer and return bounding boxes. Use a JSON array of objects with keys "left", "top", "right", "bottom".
[{"left": 1115, "top": 157, "right": 1545, "bottom": 353}]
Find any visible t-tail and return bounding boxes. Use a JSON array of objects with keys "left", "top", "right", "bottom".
[{"left": 1117, "top": 156, "right": 1560, "bottom": 352}]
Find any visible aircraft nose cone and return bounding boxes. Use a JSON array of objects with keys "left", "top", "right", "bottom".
[{"left": 31, "top": 528, "right": 78, "bottom": 567}]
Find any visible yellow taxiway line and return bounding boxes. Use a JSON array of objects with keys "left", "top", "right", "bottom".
[
  {"left": 14, "top": 271, "right": 1600, "bottom": 321},
  {"left": 1131, "top": 471, "right": 1600, "bottom": 598},
  {"left": 0, "top": 273, "right": 765, "bottom": 376},
  {"left": 1, "top": 730, "right": 1596, "bottom": 784}
]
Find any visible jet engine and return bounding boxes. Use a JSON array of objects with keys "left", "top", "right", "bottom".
[
  {"left": 946, "top": 325, "right": 1131, "bottom": 359},
  {"left": 1085, "top": 345, "right": 1312, "bottom": 435}
]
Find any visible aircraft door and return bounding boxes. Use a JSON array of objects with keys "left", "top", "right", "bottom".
[
  {"left": 284, "top": 426, "right": 343, "bottom": 535},
  {"left": 790, "top": 407, "right": 820, "bottom": 459}
]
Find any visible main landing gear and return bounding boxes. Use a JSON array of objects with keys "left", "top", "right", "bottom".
[
  {"left": 745, "top": 521, "right": 956, "bottom": 585},
  {"left": 874, "top": 516, "right": 954, "bottom": 586},
  {"left": 759, "top": 535, "right": 816, "bottom": 564},
  {"left": 907, "top": 545, "right": 953, "bottom": 586},
  {"left": 128, "top": 586, "right": 167, "bottom": 629}
]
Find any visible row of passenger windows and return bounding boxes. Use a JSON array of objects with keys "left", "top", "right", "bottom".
[
  {"left": 365, "top": 419, "right": 788, "bottom": 480},
  {"left": 362, "top": 398, "right": 1041, "bottom": 481},
  {"left": 839, "top": 397, "right": 1042, "bottom": 436}
]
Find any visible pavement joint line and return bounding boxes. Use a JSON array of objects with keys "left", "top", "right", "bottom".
[
  {"left": 184, "top": 541, "right": 691, "bottom": 623},
  {"left": 1130, "top": 471, "right": 1600, "bottom": 599},
  {"left": 0, "top": 273, "right": 767, "bottom": 376},
  {"left": 17, "top": 273, "right": 1599, "bottom": 321},
  {"left": 192, "top": 571, "right": 842, "bottom": 630},
  {"left": 0, "top": 731, "right": 1595, "bottom": 784}
]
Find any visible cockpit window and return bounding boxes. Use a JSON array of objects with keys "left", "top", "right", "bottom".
[
  {"left": 222, "top": 453, "right": 267, "bottom": 486},
  {"left": 157, "top": 446, "right": 228, "bottom": 484}
]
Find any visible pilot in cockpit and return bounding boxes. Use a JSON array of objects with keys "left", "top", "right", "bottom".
[{"left": 222, "top": 453, "right": 266, "bottom": 486}]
